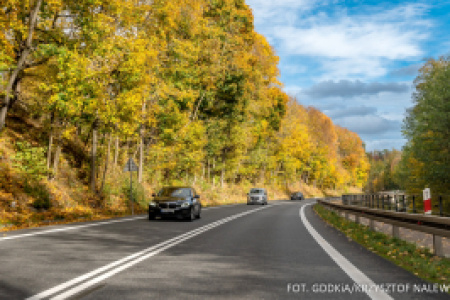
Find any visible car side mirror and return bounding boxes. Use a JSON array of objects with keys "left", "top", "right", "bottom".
[{"left": 194, "top": 195, "right": 200, "bottom": 199}]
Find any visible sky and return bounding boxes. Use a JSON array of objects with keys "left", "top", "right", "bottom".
[{"left": 245, "top": 0, "right": 450, "bottom": 151}]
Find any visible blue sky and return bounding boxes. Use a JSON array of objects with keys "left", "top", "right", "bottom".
[{"left": 245, "top": 0, "right": 450, "bottom": 151}]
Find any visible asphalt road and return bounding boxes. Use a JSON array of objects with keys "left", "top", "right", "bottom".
[{"left": 0, "top": 200, "right": 448, "bottom": 300}]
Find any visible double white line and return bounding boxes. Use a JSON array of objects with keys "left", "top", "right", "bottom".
[{"left": 27, "top": 205, "right": 272, "bottom": 300}]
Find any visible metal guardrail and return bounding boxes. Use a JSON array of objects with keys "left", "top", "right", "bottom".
[
  {"left": 342, "top": 194, "right": 449, "bottom": 217},
  {"left": 318, "top": 199, "right": 450, "bottom": 256}
]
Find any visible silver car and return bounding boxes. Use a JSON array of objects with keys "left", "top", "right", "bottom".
[{"left": 247, "top": 188, "right": 268, "bottom": 205}]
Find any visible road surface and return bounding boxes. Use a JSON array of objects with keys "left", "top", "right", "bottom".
[{"left": 0, "top": 199, "right": 448, "bottom": 299}]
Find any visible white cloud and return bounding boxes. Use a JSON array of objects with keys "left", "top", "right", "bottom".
[
  {"left": 333, "top": 115, "right": 401, "bottom": 135},
  {"left": 364, "top": 139, "right": 407, "bottom": 151},
  {"left": 248, "top": 2, "right": 431, "bottom": 80},
  {"left": 272, "top": 23, "right": 423, "bottom": 60},
  {"left": 304, "top": 80, "right": 409, "bottom": 98},
  {"left": 247, "top": 1, "right": 435, "bottom": 151},
  {"left": 389, "top": 63, "right": 423, "bottom": 77},
  {"left": 283, "top": 85, "right": 304, "bottom": 96},
  {"left": 324, "top": 106, "right": 377, "bottom": 119},
  {"left": 246, "top": 0, "right": 317, "bottom": 26},
  {"left": 279, "top": 64, "right": 308, "bottom": 76}
]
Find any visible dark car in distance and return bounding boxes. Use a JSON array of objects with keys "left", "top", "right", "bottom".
[
  {"left": 148, "top": 187, "right": 201, "bottom": 221},
  {"left": 290, "top": 192, "right": 304, "bottom": 200}
]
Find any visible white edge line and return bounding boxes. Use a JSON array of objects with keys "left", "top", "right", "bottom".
[
  {"left": 300, "top": 203, "right": 393, "bottom": 300},
  {"left": 0, "top": 216, "right": 146, "bottom": 241},
  {"left": 28, "top": 205, "right": 270, "bottom": 300},
  {"left": 1, "top": 204, "right": 244, "bottom": 241}
]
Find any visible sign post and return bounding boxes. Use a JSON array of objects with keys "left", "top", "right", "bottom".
[
  {"left": 423, "top": 188, "right": 431, "bottom": 215},
  {"left": 124, "top": 157, "right": 139, "bottom": 215}
]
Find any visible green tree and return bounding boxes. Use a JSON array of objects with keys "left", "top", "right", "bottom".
[{"left": 402, "top": 57, "right": 450, "bottom": 195}]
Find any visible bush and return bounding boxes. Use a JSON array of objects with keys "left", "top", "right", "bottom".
[
  {"left": 24, "top": 182, "right": 51, "bottom": 210},
  {"left": 122, "top": 177, "right": 147, "bottom": 208},
  {"left": 12, "top": 141, "right": 47, "bottom": 180},
  {"left": 11, "top": 141, "right": 51, "bottom": 209}
]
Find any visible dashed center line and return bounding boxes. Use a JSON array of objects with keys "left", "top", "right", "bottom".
[{"left": 26, "top": 205, "right": 272, "bottom": 300}]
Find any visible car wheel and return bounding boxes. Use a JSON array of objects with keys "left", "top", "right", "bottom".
[
  {"left": 148, "top": 214, "right": 155, "bottom": 220},
  {"left": 187, "top": 207, "right": 195, "bottom": 221}
]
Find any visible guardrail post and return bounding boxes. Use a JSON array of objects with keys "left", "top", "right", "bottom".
[
  {"left": 382, "top": 195, "right": 385, "bottom": 210},
  {"left": 369, "top": 219, "right": 375, "bottom": 230},
  {"left": 439, "top": 196, "right": 443, "bottom": 216},
  {"left": 394, "top": 195, "right": 398, "bottom": 212},
  {"left": 433, "top": 235, "right": 444, "bottom": 257},
  {"left": 392, "top": 225, "right": 400, "bottom": 239},
  {"left": 377, "top": 194, "right": 379, "bottom": 208},
  {"left": 412, "top": 195, "right": 416, "bottom": 213}
]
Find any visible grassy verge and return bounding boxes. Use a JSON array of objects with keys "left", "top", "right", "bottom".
[{"left": 314, "top": 204, "right": 449, "bottom": 287}]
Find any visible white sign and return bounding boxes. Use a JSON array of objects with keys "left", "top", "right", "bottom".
[
  {"left": 422, "top": 188, "right": 432, "bottom": 215},
  {"left": 123, "top": 158, "right": 139, "bottom": 172}
]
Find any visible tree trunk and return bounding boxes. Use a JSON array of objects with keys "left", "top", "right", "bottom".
[
  {"left": 76, "top": 122, "right": 81, "bottom": 136},
  {"left": 90, "top": 120, "right": 98, "bottom": 192},
  {"left": 138, "top": 101, "right": 146, "bottom": 183},
  {"left": 220, "top": 168, "right": 224, "bottom": 188},
  {"left": 100, "top": 133, "right": 112, "bottom": 195},
  {"left": 212, "top": 157, "right": 216, "bottom": 187},
  {"left": 138, "top": 135, "right": 144, "bottom": 183},
  {"left": 207, "top": 159, "right": 210, "bottom": 183},
  {"left": 0, "top": 0, "right": 43, "bottom": 131},
  {"left": 52, "top": 143, "right": 61, "bottom": 179},
  {"left": 114, "top": 136, "right": 119, "bottom": 166},
  {"left": 47, "top": 131, "right": 53, "bottom": 170}
]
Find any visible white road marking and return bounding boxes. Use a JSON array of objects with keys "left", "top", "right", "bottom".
[
  {"left": 300, "top": 203, "right": 393, "bottom": 300},
  {"left": 27, "top": 205, "right": 271, "bottom": 300},
  {"left": 0, "top": 204, "right": 242, "bottom": 241},
  {"left": 0, "top": 216, "right": 146, "bottom": 241}
]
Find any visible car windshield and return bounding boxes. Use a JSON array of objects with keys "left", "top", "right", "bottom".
[
  {"left": 250, "top": 189, "right": 265, "bottom": 194},
  {"left": 158, "top": 188, "right": 191, "bottom": 197}
]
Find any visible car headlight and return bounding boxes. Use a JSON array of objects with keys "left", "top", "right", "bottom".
[
  {"left": 181, "top": 201, "right": 190, "bottom": 208},
  {"left": 149, "top": 201, "right": 157, "bottom": 207}
]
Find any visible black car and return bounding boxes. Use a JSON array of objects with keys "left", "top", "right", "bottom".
[
  {"left": 290, "top": 192, "right": 304, "bottom": 200},
  {"left": 148, "top": 187, "right": 201, "bottom": 221}
]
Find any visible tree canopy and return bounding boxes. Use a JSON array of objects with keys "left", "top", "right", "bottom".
[{"left": 1, "top": 0, "right": 369, "bottom": 195}]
